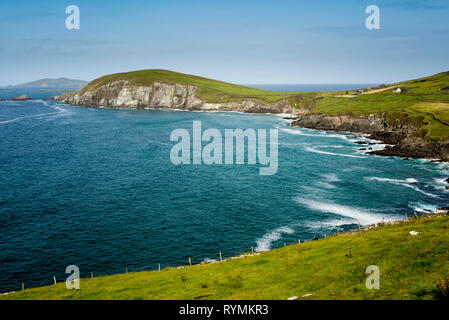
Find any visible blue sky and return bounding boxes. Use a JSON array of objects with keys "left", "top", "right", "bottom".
[{"left": 0, "top": 0, "right": 448, "bottom": 85}]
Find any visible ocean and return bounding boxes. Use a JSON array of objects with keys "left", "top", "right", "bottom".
[{"left": 0, "top": 88, "right": 448, "bottom": 292}]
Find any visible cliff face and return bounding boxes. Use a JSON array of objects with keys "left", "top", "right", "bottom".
[
  {"left": 291, "top": 114, "right": 449, "bottom": 161},
  {"left": 54, "top": 80, "right": 449, "bottom": 161},
  {"left": 56, "top": 80, "right": 296, "bottom": 114}
]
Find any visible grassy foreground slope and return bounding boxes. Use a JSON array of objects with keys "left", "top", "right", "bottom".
[{"left": 3, "top": 215, "right": 449, "bottom": 300}]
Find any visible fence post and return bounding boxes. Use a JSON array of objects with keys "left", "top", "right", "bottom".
[
  {"left": 189, "top": 256, "right": 192, "bottom": 266},
  {"left": 22, "top": 283, "right": 24, "bottom": 291},
  {"left": 53, "top": 276, "right": 56, "bottom": 285},
  {"left": 219, "top": 251, "right": 222, "bottom": 262},
  {"left": 91, "top": 272, "right": 93, "bottom": 278},
  {"left": 251, "top": 246, "right": 254, "bottom": 254},
  {"left": 158, "top": 263, "right": 161, "bottom": 271}
]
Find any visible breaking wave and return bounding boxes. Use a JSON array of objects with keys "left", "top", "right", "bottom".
[
  {"left": 304, "top": 146, "right": 366, "bottom": 158},
  {"left": 295, "top": 198, "right": 389, "bottom": 225},
  {"left": 255, "top": 226, "right": 295, "bottom": 252},
  {"left": 280, "top": 127, "right": 349, "bottom": 140},
  {"left": 365, "top": 177, "right": 438, "bottom": 198},
  {"left": 0, "top": 101, "right": 70, "bottom": 125}
]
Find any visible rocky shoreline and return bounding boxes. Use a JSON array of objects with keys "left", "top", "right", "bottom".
[
  {"left": 51, "top": 79, "right": 297, "bottom": 114},
  {"left": 290, "top": 113, "right": 449, "bottom": 161},
  {"left": 51, "top": 80, "right": 449, "bottom": 162}
]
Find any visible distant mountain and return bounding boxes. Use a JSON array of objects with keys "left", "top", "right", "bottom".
[{"left": 9, "top": 78, "right": 88, "bottom": 89}]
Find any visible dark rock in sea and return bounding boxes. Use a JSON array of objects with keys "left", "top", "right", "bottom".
[
  {"left": 359, "top": 148, "right": 367, "bottom": 151},
  {"left": 431, "top": 159, "right": 444, "bottom": 163},
  {"left": 283, "top": 116, "right": 298, "bottom": 120},
  {"left": 9, "top": 94, "right": 31, "bottom": 101},
  {"left": 355, "top": 141, "right": 367, "bottom": 145},
  {"left": 403, "top": 157, "right": 410, "bottom": 160},
  {"left": 445, "top": 186, "right": 449, "bottom": 190},
  {"left": 368, "top": 147, "right": 373, "bottom": 150},
  {"left": 444, "top": 178, "right": 449, "bottom": 183}
]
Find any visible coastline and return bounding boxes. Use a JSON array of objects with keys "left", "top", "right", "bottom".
[
  {"left": 47, "top": 69, "right": 449, "bottom": 163},
  {"left": 289, "top": 113, "right": 449, "bottom": 162},
  {"left": 2, "top": 210, "right": 448, "bottom": 299},
  {"left": 53, "top": 93, "right": 449, "bottom": 162}
]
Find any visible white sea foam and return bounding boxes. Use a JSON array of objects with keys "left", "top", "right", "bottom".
[
  {"left": 304, "top": 146, "right": 366, "bottom": 158},
  {"left": 280, "top": 127, "right": 349, "bottom": 140},
  {"left": 316, "top": 173, "right": 340, "bottom": 189},
  {"left": 365, "top": 177, "right": 438, "bottom": 198},
  {"left": 201, "top": 258, "right": 218, "bottom": 264},
  {"left": 433, "top": 178, "right": 449, "bottom": 191},
  {"left": 367, "top": 177, "right": 418, "bottom": 183},
  {"left": 255, "top": 226, "right": 295, "bottom": 252},
  {"left": 316, "top": 181, "right": 337, "bottom": 189},
  {"left": 0, "top": 112, "right": 60, "bottom": 124},
  {"left": 295, "top": 198, "right": 388, "bottom": 225},
  {"left": 322, "top": 173, "right": 340, "bottom": 182},
  {"left": 409, "top": 202, "right": 442, "bottom": 214},
  {"left": 342, "top": 165, "right": 378, "bottom": 172},
  {"left": 306, "top": 218, "right": 359, "bottom": 229},
  {"left": 0, "top": 101, "right": 71, "bottom": 125},
  {"left": 436, "top": 162, "right": 449, "bottom": 172},
  {"left": 321, "top": 145, "right": 346, "bottom": 148}
]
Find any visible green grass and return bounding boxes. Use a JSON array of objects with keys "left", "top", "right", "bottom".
[
  {"left": 3, "top": 215, "right": 449, "bottom": 300},
  {"left": 80, "top": 69, "right": 311, "bottom": 104},
  {"left": 79, "top": 69, "right": 449, "bottom": 140},
  {"left": 311, "top": 71, "right": 449, "bottom": 140}
]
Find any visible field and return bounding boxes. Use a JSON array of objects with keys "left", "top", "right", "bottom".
[
  {"left": 3, "top": 215, "right": 449, "bottom": 300},
  {"left": 311, "top": 72, "right": 449, "bottom": 141}
]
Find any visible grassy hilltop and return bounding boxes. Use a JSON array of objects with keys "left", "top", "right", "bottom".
[
  {"left": 80, "top": 69, "right": 310, "bottom": 103},
  {"left": 79, "top": 69, "right": 449, "bottom": 140},
  {"left": 3, "top": 215, "right": 449, "bottom": 300},
  {"left": 312, "top": 71, "right": 449, "bottom": 141}
]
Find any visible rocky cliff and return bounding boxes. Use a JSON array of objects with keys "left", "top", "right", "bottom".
[
  {"left": 55, "top": 79, "right": 296, "bottom": 114},
  {"left": 291, "top": 114, "right": 449, "bottom": 161},
  {"left": 54, "top": 79, "right": 449, "bottom": 161}
]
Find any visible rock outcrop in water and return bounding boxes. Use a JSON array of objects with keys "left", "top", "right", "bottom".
[
  {"left": 9, "top": 94, "right": 31, "bottom": 101},
  {"left": 54, "top": 80, "right": 296, "bottom": 114},
  {"left": 290, "top": 114, "right": 449, "bottom": 161}
]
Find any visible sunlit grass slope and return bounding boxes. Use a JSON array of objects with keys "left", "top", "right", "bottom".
[
  {"left": 3, "top": 215, "right": 449, "bottom": 300},
  {"left": 313, "top": 71, "right": 449, "bottom": 140},
  {"left": 80, "top": 69, "right": 310, "bottom": 103}
]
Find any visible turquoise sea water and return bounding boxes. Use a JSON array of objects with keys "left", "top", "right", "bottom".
[{"left": 0, "top": 89, "right": 448, "bottom": 292}]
